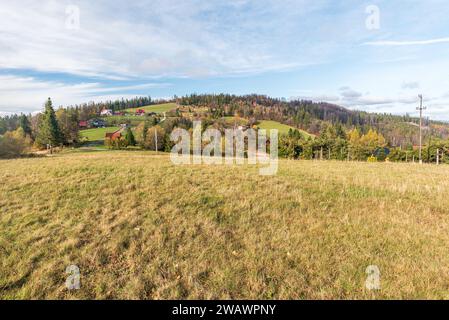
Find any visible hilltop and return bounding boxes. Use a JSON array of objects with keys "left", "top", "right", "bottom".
[{"left": 176, "top": 94, "right": 449, "bottom": 147}]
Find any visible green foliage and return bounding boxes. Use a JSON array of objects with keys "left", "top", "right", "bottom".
[
  {"left": 177, "top": 93, "right": 449, "bottom": 145},
  {"left": 35, "top": 98, "right": 63, "bottom": 148},
  {"left": 276, "top": 124, "right": 388, "bottom": 162},
  {"left": 124, "top": 128, "right": 136, "bottom": 146},
  {"left": 19, "top": 114, "right": 32, "bottom": 138},
  {"left": 56, "top": 108, "right": 80, "bottom": 144},
  {"left": 278, "top": 130, "right": 304, "bottom": 159}
]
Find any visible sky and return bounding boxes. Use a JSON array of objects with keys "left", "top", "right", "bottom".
[{"left": 1, "top": 0, "right": 449, "bottom": 120}]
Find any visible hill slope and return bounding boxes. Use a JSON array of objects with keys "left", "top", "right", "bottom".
[
  {"left": 125, "top": 103, "right": 177, "bottom": 114},
  {"left": 257, "top": 120, "right": 313, "bottom": 138},
  {"left": 1, "top": 152, "right": 449, "bottom": 299},
  {"left": 178, "top": 94, "right": 449, "bottom": 146}
]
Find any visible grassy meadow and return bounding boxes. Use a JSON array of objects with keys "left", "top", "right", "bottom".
[
  {"left": 257, "top": 120, "right": 313, "bottom": 138},
  {"left": 125, "top": 103, "right": 177, "bottom": 114},
  {"left": 1, "top": 152, "right": 449, "bottom": 299},
  {"left": 80, "top": 127, "right": 121, "bottom": 142}
]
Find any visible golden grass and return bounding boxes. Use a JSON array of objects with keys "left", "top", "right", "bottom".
[{"left": 1, "top": 152, "right": 449, "bottom": 299}]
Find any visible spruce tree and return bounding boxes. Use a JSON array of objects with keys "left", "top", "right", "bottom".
[
  {"left": 19, "top": 114, "right": 32, "bottom": 137},
  {"left": 35, "top": 98, "right": 63, "bottom": 148},
  {"left": 124, "top": 127, "right": 136, "bottom": 146}
]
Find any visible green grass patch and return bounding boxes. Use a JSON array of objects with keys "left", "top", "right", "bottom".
[
  {"left": 80, "top": 127, "right": 120, "bottom": 142},
  {"left": 125, "top": 103, "right": 177, "bottom": 114},
  {"left": 257, "top": 120, "right": 313, "bottom": 138}
]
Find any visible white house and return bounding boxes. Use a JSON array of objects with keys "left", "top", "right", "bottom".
[{"left": 100, "top": 109, "right": 113, "bottom": 116}]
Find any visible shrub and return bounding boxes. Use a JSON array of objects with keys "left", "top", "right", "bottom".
[{"left": 0, "top": 128, "right": 32, "bottom": 158}]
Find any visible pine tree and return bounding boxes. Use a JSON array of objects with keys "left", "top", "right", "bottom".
[
  {"left": 124, "top": 127, "right": 136, "bottom": 146},
  {"left": 35, "top": 98, "right": 63, "bottom": 148},
  {"left": 19, "top": 114, "right": 32, "bottom": 138}
]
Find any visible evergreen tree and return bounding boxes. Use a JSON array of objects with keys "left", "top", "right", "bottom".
[
  {"left": 124, "top": 127, "right": 136, "bottom": 146},
  {"left": 19, "top": 114, "right": 32, "bottom": 138},
  {"left": 35, "top": 98, "right": 63, "bottom": 148}
]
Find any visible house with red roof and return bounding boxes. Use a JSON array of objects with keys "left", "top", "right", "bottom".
[{"left": 105, "top": 129, "right": 122, "bottom": 141}]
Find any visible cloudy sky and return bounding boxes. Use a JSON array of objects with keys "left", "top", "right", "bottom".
[{"left": 1, "top": 0, "right": 449, "bottom": 119}]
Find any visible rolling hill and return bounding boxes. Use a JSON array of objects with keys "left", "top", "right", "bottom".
[
  {"left": 256, "top": 120, "right": 314, "bottom": 138},
  {"left": 125, "top": 103, "right": 177, "bottom": 114}
]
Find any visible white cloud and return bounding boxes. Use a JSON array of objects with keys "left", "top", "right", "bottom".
[
  {"left": 401, "top": 81, "right": 420, "bottom": 90},
  {"left": 339, "top": 87, "right": 363, "bottom": 99},
  {"left": 364, "top": 37, "right": 449, "bottom": 47},
  {"left": 0, "top": 0, "right": 331, "bottom": 79}
]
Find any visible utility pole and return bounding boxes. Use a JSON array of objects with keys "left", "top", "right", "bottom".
[
  {"left": 154, "top": 127, "right": 158, "bottom": 154},
  {"left": 417, "top": 95, "right": 427, "bottom": 165}
]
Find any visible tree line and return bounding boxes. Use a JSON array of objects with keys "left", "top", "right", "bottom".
[
  {"left": 177, "top": 93, "right": 448, "bottom": 148},
  {"left": 0, "top": 96, "right": 164, "bottom": 158}
]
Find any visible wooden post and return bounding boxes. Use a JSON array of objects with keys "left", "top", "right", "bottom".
[
  {"left": 320, "top": 147, "right": 323, "bottom": 161},
  {"left": 437, "top": 148, "right": 440, "bottom": 165}
]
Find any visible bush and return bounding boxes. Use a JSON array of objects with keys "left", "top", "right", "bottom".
[
  {"left": 105, "top": 137, "right": 128, "bottom": 150},
  {"left": 0, "top": 128, "right": 32, "bottom": 158}
]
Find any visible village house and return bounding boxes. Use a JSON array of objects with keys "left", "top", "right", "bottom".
[
  {"left": 78, "top": 121, "right": 88, "bottom": 129},
  {"left": 100, "top": 109, "right": 113, "bottom": 116},
  {"left": 135, "top": 109, "right": 146, "bottom": 116},
  {"left": 105, "top": 129, "right": 122, "bottom": 141}
]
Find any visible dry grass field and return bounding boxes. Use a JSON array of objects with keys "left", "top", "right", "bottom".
[{"left": 1, "top": 151, "right": 449, "bottom": 299}]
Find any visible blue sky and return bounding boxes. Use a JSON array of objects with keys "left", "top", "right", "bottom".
[{"left": 1, "top": 0, "right": 449, "bottom": 119}]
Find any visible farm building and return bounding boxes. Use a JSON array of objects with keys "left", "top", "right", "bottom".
[
  {"left": 105, "top": 129, "right": 122, "bottom": 141},
  {"left": 79, "top": 121, "right": 88, "bottom": 129},
  {"left": 135, "top": 109, "right": 146, "bottom": 116}
]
